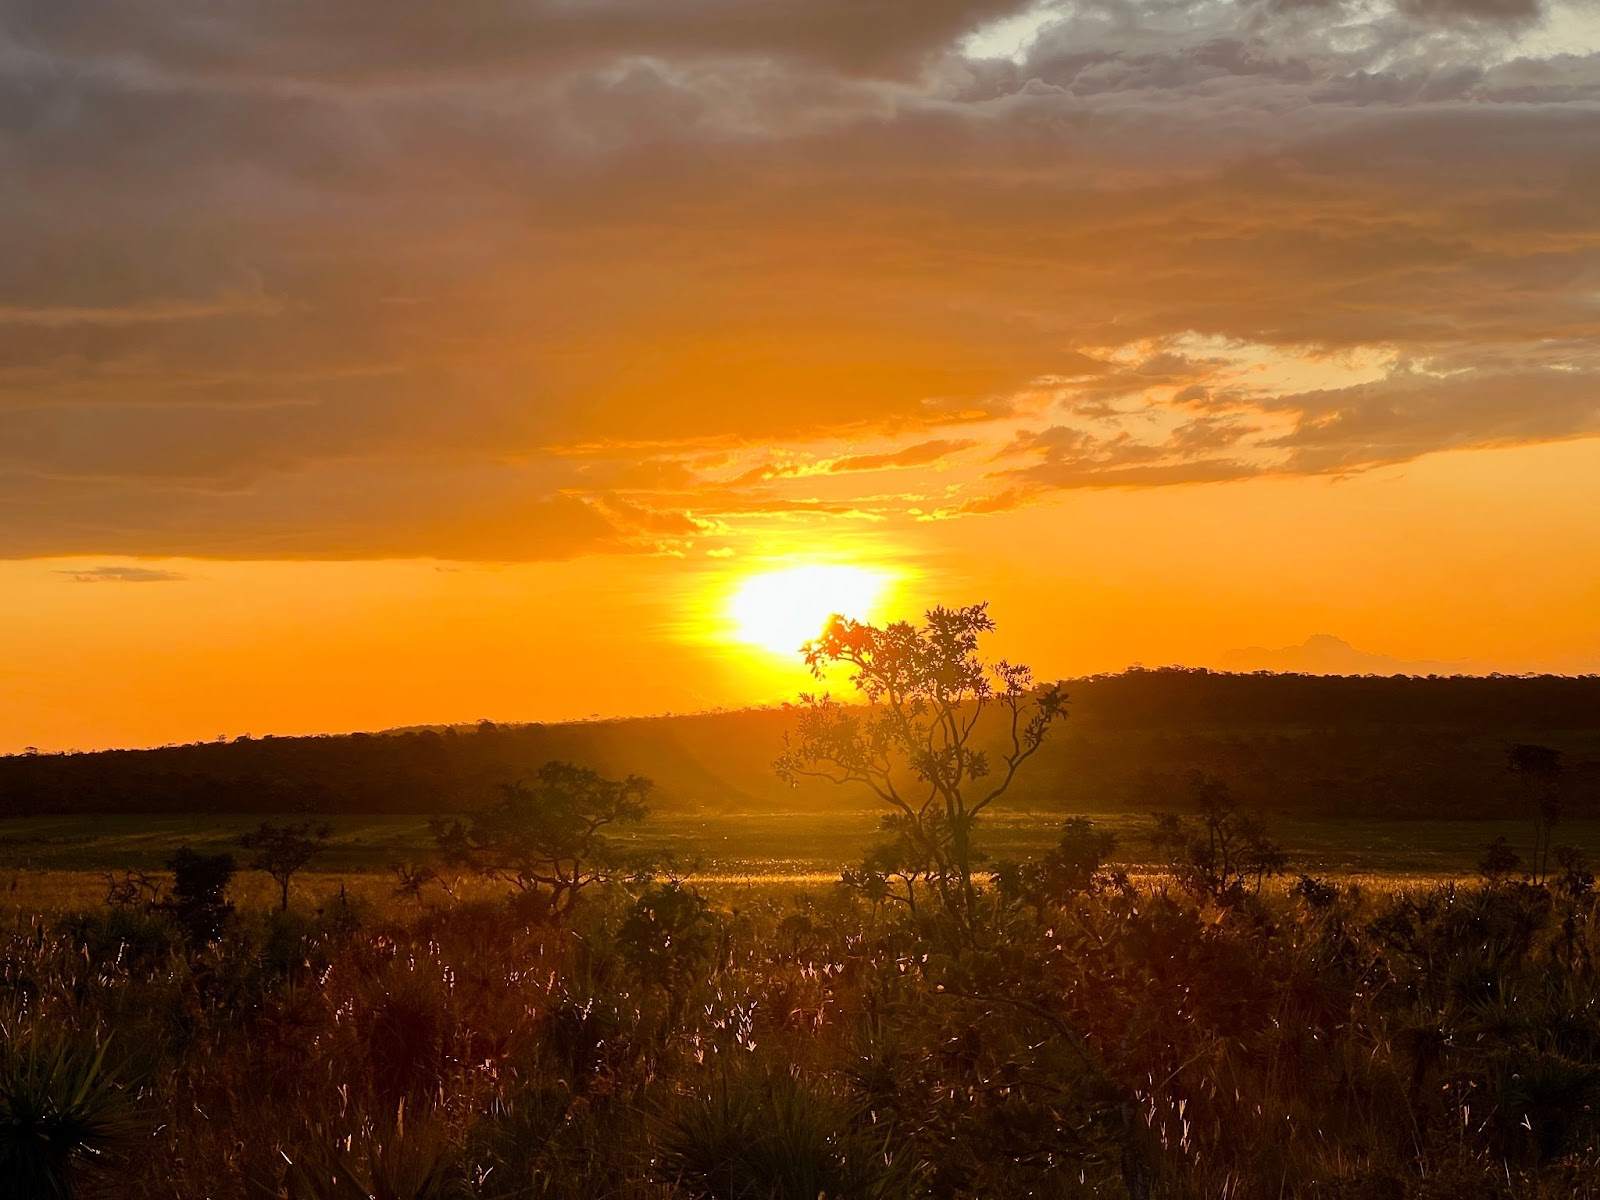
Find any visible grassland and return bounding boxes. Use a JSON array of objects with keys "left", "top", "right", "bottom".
[{"left": 4, "top": 808, "right": 1598, "bottom": 913}]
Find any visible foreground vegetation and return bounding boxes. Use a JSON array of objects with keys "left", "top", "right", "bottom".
[{"left": 6, "top": 855, "right": 1600, "bottom": 1199}]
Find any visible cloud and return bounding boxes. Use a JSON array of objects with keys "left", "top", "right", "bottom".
[
  {"left": 57, "top": 565, "right": 189, "bottom": 584},
  {"left": 0, "top": 296, "right": 281, "bottom": 327},
  {"left": 0, "top": 466, "right": 655, "bottom": 561},
  {"left": 2, "top": 0, "right": 1597, "bottom": 557},
  {"left": 1393, "top": 0, "right": 1542, "bottom": 23},
  {"left": 918, "top": 487, "right": 1036, "bottom": 519},
  {"left": 1265, "top": 362, "right": 1600, "bottom": 474},
  {"left": 825, "top": 439, "right": 978, "bottom": 472},
  {"left": 2, "top": 0, "right": 1033, "bottom": 84}
]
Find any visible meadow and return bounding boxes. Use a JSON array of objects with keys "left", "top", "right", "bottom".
[
  {"left": 5, "top": 797, "right": 1600, "bottom": 1199},
  {"left": 7, "top": 809, "right": 1600, "bottom": 912}
]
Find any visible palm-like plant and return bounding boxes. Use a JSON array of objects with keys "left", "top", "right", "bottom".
[{"left": 0, "top": 1035, "right": 135, "bottom": 1200}]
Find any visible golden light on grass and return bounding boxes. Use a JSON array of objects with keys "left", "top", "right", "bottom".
[{"left": 727, "top": 564, "right": 893, "bottom": 656}]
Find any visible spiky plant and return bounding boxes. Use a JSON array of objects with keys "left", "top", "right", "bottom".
[
  {"left": 0, "top": 1035, "right": 135, "bottom": 1200},
  {"left": 275, "top": 1111, "right": 468, "bottom": 1200},
  {"left": 653, "top": 1064, "right": 918, "bottom": 1200}
]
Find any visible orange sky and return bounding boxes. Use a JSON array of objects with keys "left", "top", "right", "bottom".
[{"left": 3, "top": 1, "right": 1599, "bottom": 752}]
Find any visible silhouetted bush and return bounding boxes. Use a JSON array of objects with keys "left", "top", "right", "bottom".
[
  {"left": 162, "top": 847, "right": 235, "bottom": 943},
  {"left": 0, "top": 1035, "right": 135, "bottom": 1199}
]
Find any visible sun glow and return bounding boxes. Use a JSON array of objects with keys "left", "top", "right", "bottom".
[{"left": 728, "top": 564, "right": 892, "bottom": 655}]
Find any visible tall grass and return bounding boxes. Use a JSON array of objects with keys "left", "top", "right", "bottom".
[{"left": 2, "top": 871, "right": 1597, "bottom": 1198}]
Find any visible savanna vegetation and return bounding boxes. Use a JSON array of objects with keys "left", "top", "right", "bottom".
[
  {"left": 3, "top": 672, "right": 1597, "bottom": 820},
  {"left": 5, "top": 606, "right": 1600, "bottom": 1198}
]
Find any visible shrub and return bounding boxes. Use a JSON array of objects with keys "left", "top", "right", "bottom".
[
  {"left": 1150, "top": 773, "right": 1287, "bottom": 897},
  {"left": 0, "top": 1036, "right": 134, "bottom": 1200},
  {"left": 617, "top": 881, "right": 716, "bottom": 1014},
  {"left": 1477, "top": 835, "right": 1523, "bottom": 884},
  {"left": 430, "top": 762, "right": 653, "bottom": 919},
  {"left": 162, "top": 848, "right": 236, "bottom": 943}
]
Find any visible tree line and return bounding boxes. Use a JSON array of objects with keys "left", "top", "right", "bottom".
[{"left": 2, "top": 669, "right": 1598, "bottom": 819}]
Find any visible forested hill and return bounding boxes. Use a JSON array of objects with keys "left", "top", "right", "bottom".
[{"left": 3, "top": 670, "right": 1598, "bottom": 818}]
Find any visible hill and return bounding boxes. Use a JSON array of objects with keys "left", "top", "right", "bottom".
[{"left": 2, "top": 669, "right": 1597, "bottom": 819}]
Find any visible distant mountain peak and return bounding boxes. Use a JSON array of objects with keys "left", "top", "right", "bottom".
[{"left": 1220, "top": 635, "right": 1464, "bottom": 677}]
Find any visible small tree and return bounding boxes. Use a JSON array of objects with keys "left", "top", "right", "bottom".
[
  {"left": 777, "top": 602, "right": 1067, "bottom": 929},
  {"left": 240, "top": 820, "right": 332, "bottom": 912},
  {"left": 430, "top": 761, "right": 652, "bottom": 919},
  {"left": 1478, "top": 834, "right": 1523, "bottom": 885},
  {"left": 1152, "top": 773, "right": 1286, "bottom": 898},
  {"left": 840, "top": 811, "right": 953, "bottom": 918},
  {"left": 998, "top": 817, "right": 1123, "bottom": 911},
  {"left": 1508, "top": 744, "right": 1563, "bottom": 883}
]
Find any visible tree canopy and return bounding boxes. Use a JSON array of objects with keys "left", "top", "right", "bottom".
[
  {"left": 777, "top": 602, "right": 1067, "bottom": 927},
  {"left": 430, "top": 760, "right": 652, "bottom": 919}
]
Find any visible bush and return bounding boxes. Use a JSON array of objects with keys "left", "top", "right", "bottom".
[
  {"left": 162, "top": 847, "right": 236, "bottom": 943},
  {"left": 0, "top": 1036, "right": 134, "bottom": 1200},
  {"left": 617, "top": 881, "right": 716, "bottom": 1007}
]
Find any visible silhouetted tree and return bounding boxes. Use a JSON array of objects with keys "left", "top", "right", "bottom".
[
  {"left": 1151, "top": 773, "right": 1286, "bottom": 897},
  {"left": 391, "top": 861, "right": 446, "bottom": 904},
  {"left": 102, "top": 869, "right": 163, "bottom": 909},
  {"left": 1508, "top": 743, "right": 1563, "bottom": 883},
  {"left": 429, "top": 761, "right": 652, "bottom": 920},
  {"left": 163, "top": 848, "right": 235, "bottom": 942},
  {"left": 776, "top": 602, "right": 1067, "bottom": 930},
  {"left": 997, "top": 817, "right": 1123, "bottom": 910},
  {"left": 240, "top": 820, "right": 332, "bottom": 912},
  {"left": 840, "top": 811, "right": 952, "bottom": 918},
  {"left": 1478, "top": 835, "right": 1523, "bottom": 884}
]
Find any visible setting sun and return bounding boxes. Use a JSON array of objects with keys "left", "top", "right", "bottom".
[{"left": 728, "top": 565, "right": 893, "bottom": 656}]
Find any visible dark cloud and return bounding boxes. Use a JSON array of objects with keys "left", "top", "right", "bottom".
[
  {"left": 1168, "top": 416, "right": 1259, "bottom": 454},
  {"left": 826, "top": 439, "right": 978, "bottom": 472},
  {"left": 1, "top": 0, "right": 1596, "bottom": 556},
  {"left": 1267, "top": 363, "right": 1600, "bottom": 474},
  {"left": 57, "top": 565, "right": 188, "bottom": 583},
  {"left": 1005, "top": 457, "right": 1268, "bottom": 488},
  {"left": 1394, "top": 0, "right": 1542, "bottom": 22},
  {"left": 920, "top": 487, "right": 1035, "bottom": 519},
  {"left": 0, "top": 466, "right": 653, "bottom": 560},
  {"left": 3, "top": 0, "right": 1031, "bottom": 84},
  {"left": 999, "top": 427, "right": 1101, "bottom": 460}
]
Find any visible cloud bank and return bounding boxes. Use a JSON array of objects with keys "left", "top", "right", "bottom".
[{"left": 3, "top": 0, "right": 1597, "bottom": 558}]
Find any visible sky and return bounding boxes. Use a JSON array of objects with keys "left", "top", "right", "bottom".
[{"left": 2, "top": 0, "right": 1599, "bottom": 752}]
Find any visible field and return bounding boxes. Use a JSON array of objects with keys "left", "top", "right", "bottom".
[
  {"left": 11, "top": 809, "right": 1600, "bottom": 878},
  {"left": 6, "top": 797, "right": 1600, "bottom": 1197},
  {"left": 5, "top": 808, "right": 1598, "bottom": 896}
]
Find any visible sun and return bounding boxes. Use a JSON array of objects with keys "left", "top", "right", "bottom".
[{"left": 728, "top": 564, "right": 892, "bottom": 656}]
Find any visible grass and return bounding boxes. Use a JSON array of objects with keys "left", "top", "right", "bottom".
[
  {"left": 5, "top": 809, "right": 1598, "bottom": 919},
  {"left": 4, "top": 808, "right": 1598, "bottom": 877},
  {"left": 6, "top": 858, "right": 1600, "bottom": 1197}
]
